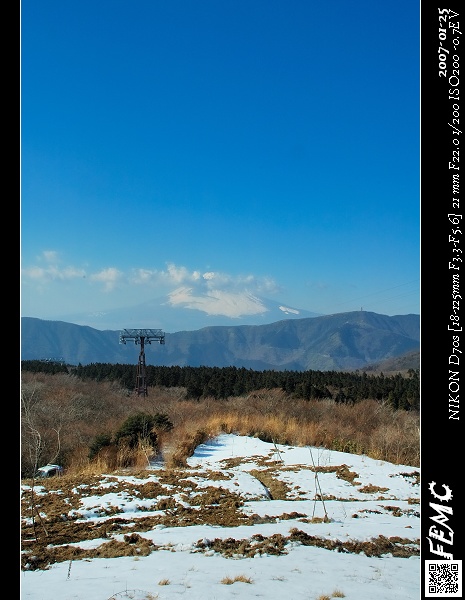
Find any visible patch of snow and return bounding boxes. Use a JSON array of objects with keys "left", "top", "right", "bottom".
[{"left": 279, "top": 305, "right": 300, "bottom": 314}]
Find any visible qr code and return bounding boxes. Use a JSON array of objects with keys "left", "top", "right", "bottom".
[{"left": 425, "top": 561, "right": 462, "bottom": 597}]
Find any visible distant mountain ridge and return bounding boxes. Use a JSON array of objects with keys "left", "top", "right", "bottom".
[{"left": 21, "top": 311, "right": 419, "bottom": 372}]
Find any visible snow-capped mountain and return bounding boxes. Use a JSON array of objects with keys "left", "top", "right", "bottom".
[{"left": 55, "top": 288, "right": 321, "bottom": 332}]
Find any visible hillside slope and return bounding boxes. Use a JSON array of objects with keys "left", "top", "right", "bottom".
[
  {"left": 21, "top": 434, "right": 421, "bottom": 600},
  {"left": 21, "top": 311, "right": 419, "bottom": 371},
  {"left": 363, "top": 349, "right": 420, "bottom": 374}
]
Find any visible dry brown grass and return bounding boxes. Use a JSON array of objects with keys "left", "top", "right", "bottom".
[
  {"left": 221, "top": 574, "right": 253, "bottom": 584},
  {"left": 21, "top": 373, "right": 419, "bottom": 478},
  {"left": 21, "top": 440, "right": 420, "bottom": 572}
]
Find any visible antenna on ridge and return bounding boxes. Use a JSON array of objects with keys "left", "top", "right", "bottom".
[{"left": 119, "top": 329, "right": 165, "bottom": 396}]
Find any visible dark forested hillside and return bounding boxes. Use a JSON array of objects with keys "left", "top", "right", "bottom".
[{"left": 21, "top": 360, "right": 420, "bottom": 411}]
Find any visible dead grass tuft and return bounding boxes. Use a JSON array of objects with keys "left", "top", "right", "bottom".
[
  {"left": 335, "top": 465, "right": 359, "bottom": 484},
  {"left": 248, "top": 468, "right": 291, "bottom": 500},
  {"left": 164, "top": 427, "right": 211, "bottom": 468},
  {"left": 358, "top": 484, "right": 389, "bottom": 494},
  {"left": 221, "top": 574, "right": 253, "bottom": 584}
]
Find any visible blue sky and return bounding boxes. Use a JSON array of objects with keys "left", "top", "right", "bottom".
[{"left": 21, "top": 1, "right": 420, "bottom": 324}]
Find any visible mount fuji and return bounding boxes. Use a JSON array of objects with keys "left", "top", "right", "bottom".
[{"left": 54, "top": 288, "right": 321, "bottom": 332}]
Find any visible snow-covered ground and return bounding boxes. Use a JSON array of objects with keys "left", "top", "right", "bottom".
[{"left": 21, "top": 434, "right": 420, "bottom": 599}]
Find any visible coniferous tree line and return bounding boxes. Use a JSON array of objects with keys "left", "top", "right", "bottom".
[{"left": 21, "top": 360, "right": 419, "bottom": 411}]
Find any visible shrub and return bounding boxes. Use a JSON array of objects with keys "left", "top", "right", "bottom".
[
  {"left": 88, "top": 433, "right": 112, "bottom": 460},
  {"left": 153, "top": 413, "right": 174, "bottom": 431},
  {"left": 114, "top": 412, "right": 158, "bottom": 450}
]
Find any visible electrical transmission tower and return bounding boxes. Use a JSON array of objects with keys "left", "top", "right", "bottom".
[{"left": 119, "top": 329, "right": 165, "bottom": 396}]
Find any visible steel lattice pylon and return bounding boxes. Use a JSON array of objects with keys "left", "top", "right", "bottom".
[{"left": 119, "top": 329, "right": 165, "bottom": 396}]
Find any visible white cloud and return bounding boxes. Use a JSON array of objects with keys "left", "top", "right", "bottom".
[
  {"left": 22, "top": 264, "right": 86, "bottom": 282},
  {"left": 130, "top": 268, "right": 157, "bottom": 285},
  {"left": 41, "top": 250, "right": 60, "bottom": 263},
  {"left": 22, "top": 254, "right": 281, "bottom": 314},
  {"left": 167, "top": 287, "right": 267, "bottom": 317},
  {"left": 89, "top": 268, "right": 123, "bottom": 292},
  {"left": 166, "top": 263, "right": 191, "bottom": 283},
  {"left": 129, "top": 264, "right": 209, "bottom": 287},
  {"left": 128, "top": 263, "right": 279, "bottom": 299},
  {"left": 22, "top": 251, "right": 87, "bottom": 283},
  {"left": 22, "top": 266, "right": 51, "bottom": 281}
]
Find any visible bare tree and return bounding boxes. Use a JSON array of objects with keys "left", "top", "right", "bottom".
[{"left": 21, "top": 383, "right": 49, "bottom": 541}]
